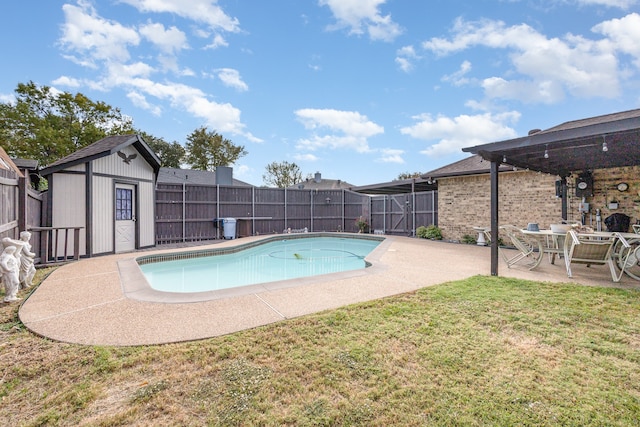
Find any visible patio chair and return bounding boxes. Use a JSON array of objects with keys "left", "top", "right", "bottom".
[
  {"left": 499, "top": 225, "right": 543, "bottom": 270},
  {"left": 563, "top": 230, "right": 632, "bottom": 282}
]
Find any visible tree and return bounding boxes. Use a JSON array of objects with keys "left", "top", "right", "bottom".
[
  {"left": 263, "top": 161, "right": 303, "bottom": 188},
  {"left": 138, "top": 131, "right": 185, "bottom": 168},
  {"left": 397, "top": 171, "right": 423, "bottom": 180},
  {"left": 184, "top": 127, "right": 247, "bottom": 171},
  {"left": 0, "top": 81, "right": 134, "bottom": 166}
]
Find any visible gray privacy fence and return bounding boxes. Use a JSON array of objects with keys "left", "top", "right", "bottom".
[
  {"left": 0, "top": 168, "right": 19, "bottom": 240},
  {"left": 156, "top": 183, "right": 438, "bottom": 244},
  {"left": 0, "top": 169, "right": 43, "bottom": 260}
]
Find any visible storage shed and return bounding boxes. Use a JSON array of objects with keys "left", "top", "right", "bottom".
[{"left": 39, "top": 135, "right": 161, "bottom": 257}]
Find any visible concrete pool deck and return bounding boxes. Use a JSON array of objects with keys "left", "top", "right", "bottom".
[{"left": 18, "top": 234, "right": 640, "bottom": 346}]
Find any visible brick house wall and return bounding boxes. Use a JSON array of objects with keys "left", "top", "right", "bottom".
[
  {"left": 437, "top": 166, "right": 640, "bottom": 242},
  {"left": 590, "top": 166, "right": 640, "bottom": 224}
]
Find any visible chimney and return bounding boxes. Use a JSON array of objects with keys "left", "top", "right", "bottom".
[
  {"left": 215, "top": 166, "right": 233, "bottom": 185},
  {"left": 314, "top": 171, "right": 321, "bottom": 183}
]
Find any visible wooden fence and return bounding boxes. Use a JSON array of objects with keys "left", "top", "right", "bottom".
[
  {"left": 0, "top": 169, "right": 43, "bottom": 261},
  {"left": 156, "top": 183, "right": 438, "bottom": 244},
  {"left": 2, "top": 176, "right": 438, "bottom": 255},
  {"left": 0, "top": 168, "right": 19, "bottom": 240},
  {"left": 371, "top": 192, "right": 438, "bottom": 236}
]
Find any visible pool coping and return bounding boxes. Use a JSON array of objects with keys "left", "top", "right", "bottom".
[
  {"left": 119, "top": 233, "right": 391, "bottom": 303},
  {"left": 18, "top": 234, "right": 640, "bottom": 346}
]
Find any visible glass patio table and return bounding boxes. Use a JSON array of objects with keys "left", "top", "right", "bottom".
[{"left": 522, "top": 228, "right": 640, "bottom": 280}]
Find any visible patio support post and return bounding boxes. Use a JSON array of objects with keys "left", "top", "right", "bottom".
[
  {"left": 560, "top": 176, "right": 568, "bottom": 221},
  {"left": 490, "top": 160, "right": 500, "bottom": 276}
]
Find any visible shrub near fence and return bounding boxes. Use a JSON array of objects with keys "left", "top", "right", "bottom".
[{"left": 155, "top": 184, "right": 438, "bottom": 244}]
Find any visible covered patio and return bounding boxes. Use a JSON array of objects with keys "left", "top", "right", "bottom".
[{"left": 463, "top": 108, "right": 640, "bottom": 276}]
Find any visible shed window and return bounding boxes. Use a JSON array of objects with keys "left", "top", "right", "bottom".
[{"left": 116, "top": 188, "right": 133, "bottom": 220}]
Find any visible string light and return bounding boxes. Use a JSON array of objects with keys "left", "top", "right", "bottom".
[
  {"left": 544, "top": 145, "right": 549, "bottom": 159},
  {"left": 602, "top": 141, "right": 608, "bottom": 152},
  {"left": 502, "top": 155, "right": 507, "bottom": 163}
]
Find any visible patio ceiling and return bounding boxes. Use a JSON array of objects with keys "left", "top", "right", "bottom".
[
  {"left": 462, "top": 109, "right": 640, "bottom": 177},
  {"left": 461, "top": 108, "right": 640, "bottom": 278}
]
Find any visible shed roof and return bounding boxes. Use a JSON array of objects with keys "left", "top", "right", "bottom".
[
  {"left": 39, "top": 134, "right": 161, "bottom": 176},
  {"left": 463, "top": 108, "right": 640, "bottom": 176},
  {"left": 12, "top": 158, "right": 39, "bottom": 171}
]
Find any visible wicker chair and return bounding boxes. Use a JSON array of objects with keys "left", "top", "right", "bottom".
[
  {"left": 499, "top": 225, "right": 543, "bottom": 270},
  {"left": 563, "top": 230, "right": 631, "bottom": 282}
]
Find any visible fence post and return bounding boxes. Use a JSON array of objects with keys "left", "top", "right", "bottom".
[
  {"left": 310, "top": 190, "right": 314, "bottom": 232},
  {"left": 182, "top": 182, "right": 186, "bottom": 242},
  {"left": 342, "top": 189, "right": 345, "bottom": 232},
  {"left": 18, "top": 176, "right": 27, "bottom": 233}
]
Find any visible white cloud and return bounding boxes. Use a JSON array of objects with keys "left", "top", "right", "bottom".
[
  {"left": 0, "top": 93, "right": 15, "bottom": 104},
  {"left": 377, "top": 148, "right": 404, "bottom": 164},
  {"left": 127, "top": 79, "right": 261, "bottom": 142},
  {"left": 215, "top": 68, "right": 249, "bottom": 92},
  {"left": 60, "top": 2, "right": 140, "bottom": 66},
  {"left": 295, "top": 108, "right": 384, "bottom": 153},
  {"left": 442, "top": 60, "right": 472, "bottom": 86},
  {"left": 204, "top": 33, "right": 229, "bottom": 49},
  {"left": 294, "top": 153, "right": 319, "bottom": 162},
  {"left": 577, "top": 0, "right": 637, "bottom": 8},
  {"left": 120, "top": 0, "right": 240, "bottom": 32},
  {"left": 57, "top": 1, "right": 259, "bottom": 143},
  {"left": 395, "top": 45, "right": 419, "bottom": 72},
  {"left": 423, "top": 17, "right": 621, "bottom": 103},
  {"left": 52, "top": 76, "right": 82, "bottom": 88},
  {"left": 139, "top": 22, "right": 188, "bottom": 54},
  {"left": 127, "top": 91, "right": 162, "bottom": 116},
  {"left": 319, "top": 0, "right": 403, "bottom": 41},
  {"left": 593, "top": 13, "right": 640, "bottom": 67},
  {"left": 400, "top": 111, "right": 520, "bottom": 157},
  {"left": 234, "top": 164, "right": 251, "bottom": 178}
]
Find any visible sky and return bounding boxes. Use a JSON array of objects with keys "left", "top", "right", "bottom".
[{"left": 1, "top": 0, "right": 640, "bottom": 187}]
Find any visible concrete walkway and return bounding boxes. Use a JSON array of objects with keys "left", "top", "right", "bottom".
[{"left": 18, "top": 235, "right": 640, "bottom": 346}]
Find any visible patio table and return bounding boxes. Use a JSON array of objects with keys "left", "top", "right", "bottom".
[
  {"left": 522, "top": 229, "right": 640, "bottom": 280},
  {"left": 521, "top": 229, "right": 566, "bottom": 267}
]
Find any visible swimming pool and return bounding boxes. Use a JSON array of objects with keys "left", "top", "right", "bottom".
[{"left": 138, "top": 235, "right": 382, "bottom": 293}]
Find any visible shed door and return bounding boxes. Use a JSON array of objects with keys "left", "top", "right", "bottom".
[{"left": 115, "top": 184, "right": 136, "bottom": 253}]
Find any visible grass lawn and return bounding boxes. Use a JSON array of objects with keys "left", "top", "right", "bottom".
[{"left": 1, "top": 269, "right": 639, "bottom": 426}]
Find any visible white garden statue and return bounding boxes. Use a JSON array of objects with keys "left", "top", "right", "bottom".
[
  {"left": 17, "top": 231, "right": 36, "bottom": 289},
  {"left": 1, "top": 232, "right": 36, "bottom": 289},
  {"left": 0, "top": 245, "right": 20, "bottom": 303}
]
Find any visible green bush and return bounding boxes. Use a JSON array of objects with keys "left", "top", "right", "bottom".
[
  {"left": 416, "top": 225, "right": 442, "bottom": 240},
  {"left": 461, "top": 234, "right": 477, "bottom": 244}
]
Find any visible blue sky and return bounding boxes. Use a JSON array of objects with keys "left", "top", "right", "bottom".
[{"left": 2, "top": 0, "right": 639, "bottom": 186}]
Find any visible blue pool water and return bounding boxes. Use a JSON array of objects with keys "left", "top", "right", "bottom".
[{"left": 139, "top": 236, "right": 381, "bottom": 293}]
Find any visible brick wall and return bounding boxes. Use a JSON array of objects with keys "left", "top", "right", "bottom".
[
  {"left": 589, "top": 166, "right": 640, "bottom": 226},
  {"left": 437, "top": 166, "right": 640, "bottom": 242}
]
